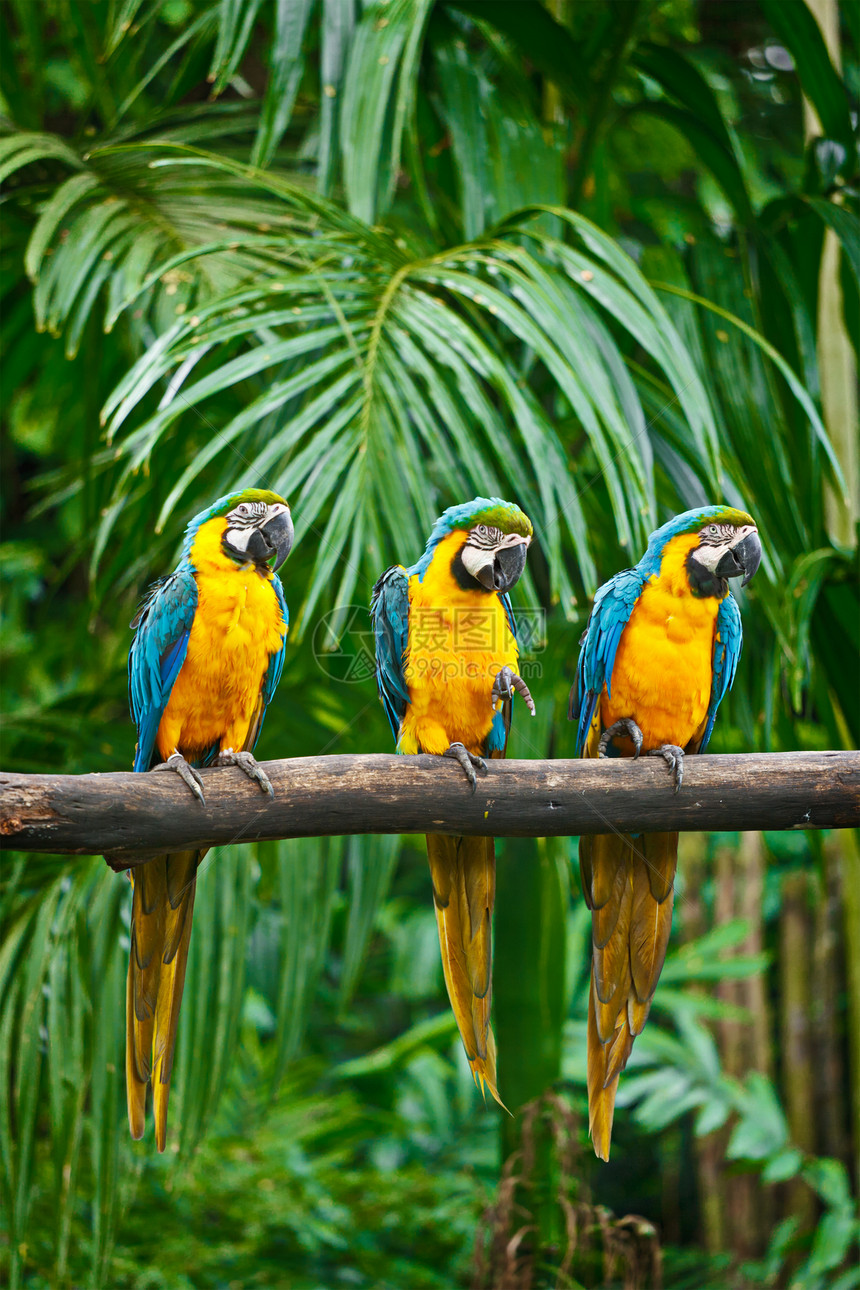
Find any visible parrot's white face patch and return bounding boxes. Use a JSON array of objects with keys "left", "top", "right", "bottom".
[{"left": 693, "top": 522, "right": 756, "bottom": 572}]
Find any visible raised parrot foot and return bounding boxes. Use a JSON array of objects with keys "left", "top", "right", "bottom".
[
  {"left": 491, "top": 665, "right": 536, "bottom": 715},
  {"left": 443, "top": 742, "right": 487, "bottom": 794},
  {"left": 215, "top": 748, "right": 275, "bottom": 797},
  {"left": 598, "top": 717, "right": 644, "bottom": 759},
  {"left": 647, "top": 744, "right": 686, "bottom": 793},
  {"left": 152, "top": 752, "right": 206, "bottom": 804}
]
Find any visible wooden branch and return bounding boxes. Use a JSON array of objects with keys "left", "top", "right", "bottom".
[{"left": 1, "top": 751, "right": 857, "bottom": 867}]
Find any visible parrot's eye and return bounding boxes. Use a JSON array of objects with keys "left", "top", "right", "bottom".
[
  {"left": 708, "top": 524, "right": 719, "bottom": 536},
  {"left": 236, "top": 504, "right": 251, "bottom": 518},
  {"left": 476, "top": 524, "right": 488, "bottom": 537}
]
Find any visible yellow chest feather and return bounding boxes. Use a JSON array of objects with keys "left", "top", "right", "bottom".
[
  {"left": 602, "top": 534, "right": 723, "bottom": 751},
  {"left": 399, "top": 531, "right": 518, "bottom": 756},
  {"left": 156, "top": 519, "right": 287, "bottom": 761}
]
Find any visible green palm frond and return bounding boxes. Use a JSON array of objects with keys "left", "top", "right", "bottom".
[
  {"left": 6, "top": 139, "right": 741, "bottom": 625},
  {"left": 3, "top": 130, "right": 311, "bottom": 355}
]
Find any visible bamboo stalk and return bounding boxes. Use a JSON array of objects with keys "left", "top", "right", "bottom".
[
  {"left": 714, "top": 835, "right": 772, "bottom": 1259},
  {"left": 732, "top": 835, "right": 773, "bottom": 1255},
  {"left": 803, "top": 0, "right": 859, "bottom": 549},
  {"left": 840, "top": 829, "right": 860, "bottom": 1190},
  {"left": 779, "top": 870, "right": 817, "bottom": 1231},
  {"left": 814, "top": 837, "right": 848, "bottom": 1165},
  {"left": 680, "top": 833, "right": 726, "bottom": 1255},
  {"left": 715, "top": 844, "right": 743, "bottom": 1078},
  {"left": 737, "top": 834, "right": 773, "bottom": 1080}
]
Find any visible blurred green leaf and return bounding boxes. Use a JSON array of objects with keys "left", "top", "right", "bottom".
[
  {"left": 762, "top": 1147, "right": 804, "bottom": 1183},
  {"left": 252, "top": 0, "right": 315, "bottom": 168},
  {"left": 760, "top": 0, "right": 855, "bottom": 151},
  {"left": 340, "top": 0, "right": 434, "bottom": 222},
  {"left": 727, "top": 1072, "right": 789, "bottom": 1161},
  {"left": 803, "top": 1156, "right": 854, "bottom": 1209},
  {"left": 339, "top": 835, "right": 399, "bottom": 1007}
]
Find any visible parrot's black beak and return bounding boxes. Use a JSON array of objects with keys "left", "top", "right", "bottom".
[
  {"left": 246, "top": 509, "right": 294, "bottom": 571},
  {"left": 263, "top": 509, "right": 294, "bottom": 570},
  {"left": 491, "top": 541, "right": 528, "bottom": 593},
  {"left": 715, "top": 529, "right": 762, "bottom": 587}
]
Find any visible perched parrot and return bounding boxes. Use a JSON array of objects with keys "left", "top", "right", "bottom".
[
  {"left": 569, "top": 505, "right": 762, "bottom": 1160},
  {"left": 371, "top": 498, "right": 535, "bottom": 1103},
  {"left": 125, "top": 488, "right": 293, "bottom": 1150}
]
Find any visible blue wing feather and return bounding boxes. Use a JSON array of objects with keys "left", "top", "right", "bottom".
[
  {"left": 570, "top": 567, "right": 646, "bottom": 757},
  {"left": 370, "top": 566, "right": 411, "bottom": 743},
  {"left": 698, "top": 593, "right": 742, "bottom": 752},
  {"left": 264, "top": 576, "right": 289, "bottom": 705},
  {"left": 128, "top": 569, "right": 198, "bottom": 772},
  {"left": 499, "top": 590, "right": 516, "bottom": 643}
]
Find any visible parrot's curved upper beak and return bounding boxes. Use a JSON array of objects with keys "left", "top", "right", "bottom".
[
  {"left": 262, "top": 508, "right": 294, "bottom": 570},
  {"left": 715, "top": 528, "right": 762, "bottom": 587},
  {"left": 491, "top": 540, "right": 528, "bottom": 592},
  {"left": 245, "top": 508, "right": 294, "bottom": 571}
]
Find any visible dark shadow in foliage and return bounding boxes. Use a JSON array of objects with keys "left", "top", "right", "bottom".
[{"left": 473, "top": 1091, "right": 662, "bottom": 1289}]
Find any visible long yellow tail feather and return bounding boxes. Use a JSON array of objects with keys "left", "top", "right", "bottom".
[
  {"left": 126, "top": 849, "right": 201, "bottom": 1151},
  {"left": 580, "top": 830, "right": 677, "bottom": 1160},
  {"left": 426, "top": 832, "right": 505, "bottom": 1107}
]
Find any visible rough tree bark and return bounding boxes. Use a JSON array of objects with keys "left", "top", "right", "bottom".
[{"left": 0, "top": 750, "right": 857, "bottom": 861}]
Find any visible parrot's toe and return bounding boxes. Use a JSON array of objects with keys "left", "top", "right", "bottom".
[
  {"left": 443, "top": 742, "right": 487, "bottom": 794},
  {"left": 510, "top": 673, "right": 536, "bottom": 715},
  {"left": 491, "top": 666, "right": 536, "bottom": 715},
  {"left": 152, "top": 752, "right": 206, "bottom": 804},
  {"left": 598, "top": 717, "right": 644, "bottom": 759},
  {"left": 216, "top": 748, "right": 275, "bottom": 797},
  {"left": 648, "top": 744, "right": 685, "bottom": 792}
]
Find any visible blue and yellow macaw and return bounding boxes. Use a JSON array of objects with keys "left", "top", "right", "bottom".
[
  {"left": 569, "top": 505, "right": 762, "bottom": 1160},
  {"left": 371, "top": 498, "right": 535, "bottom": 1103},
  {"left": 126, "top": 488, "right": 293, "bottom": 1150}
]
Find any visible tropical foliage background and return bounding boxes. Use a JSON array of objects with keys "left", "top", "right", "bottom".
[{"left": 1, "top": 0, "right": 858, "bottom": 1286}]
